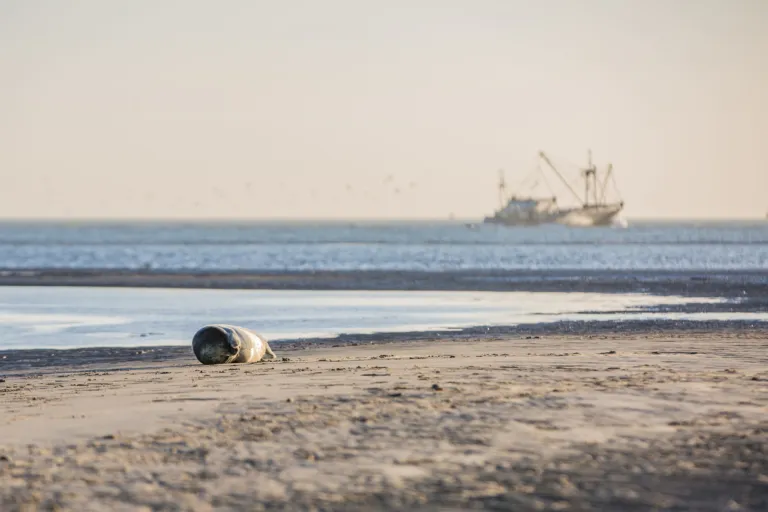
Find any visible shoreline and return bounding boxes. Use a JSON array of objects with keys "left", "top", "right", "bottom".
[
  {"left": 2, "top": 319, "right": 767, "bottom": 374},
  {"left": 1, "top": 268, "right": 767, "bottom": 298}
]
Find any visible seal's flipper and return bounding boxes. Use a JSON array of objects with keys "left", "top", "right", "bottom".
[{"left": 265, "top": 343, "right": 277, "bottom": 360}]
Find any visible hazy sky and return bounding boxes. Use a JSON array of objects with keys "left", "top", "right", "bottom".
[{"left": 1, "top": 0, "right": 767, "bottom": 220}]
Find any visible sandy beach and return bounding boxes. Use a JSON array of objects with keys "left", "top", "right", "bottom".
[{"left": 2, "top": 327, "right": 767, "bottom": 511}]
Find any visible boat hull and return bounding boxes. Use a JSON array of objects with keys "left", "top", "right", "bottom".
[
  {"left": 483, "top": 215, "right": 558, "bottom": 227},
  {"left": 483, "top": 203, "right": 623, "bottom": 227},
  {"left": 555, "top": 204, "right": 624, "bottom": 227}
]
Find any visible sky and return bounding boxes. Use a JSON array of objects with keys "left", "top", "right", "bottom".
[{"left": 1, "top": 0, "right": 767, "bottom": 220}]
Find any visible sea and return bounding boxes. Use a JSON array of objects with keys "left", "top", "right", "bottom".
[
  {"left": 0, "top": 220, "right": 766, "bottom": 272},
  {"left": 0, "top": 220, "right": 766, "bottom": 350}
]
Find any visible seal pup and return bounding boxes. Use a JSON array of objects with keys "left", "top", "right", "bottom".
[{"left": 192, "top": 324, "right": 276, "bottom": 365}]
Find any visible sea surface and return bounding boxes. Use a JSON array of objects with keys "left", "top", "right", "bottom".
[
  {"left": 2, "top": 286, "right": 765, "bottom": 351},
  {"left": 0, "top": 220, "right": 766, "bottom": 271}
]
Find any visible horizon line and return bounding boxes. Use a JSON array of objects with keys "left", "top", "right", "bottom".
[{"left": 0, "top": 216, "right": 764, "bottom": 224}]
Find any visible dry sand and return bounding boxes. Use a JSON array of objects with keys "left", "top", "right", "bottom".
[{"left": 1, "top": 332, "right": 767, "bottom": 511}]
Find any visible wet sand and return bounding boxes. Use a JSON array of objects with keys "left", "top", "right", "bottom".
[{"left": 1, "top": 330, "right": 767, "bottom": 511}]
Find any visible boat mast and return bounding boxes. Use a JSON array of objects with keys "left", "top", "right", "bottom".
[
  {"left": 593, "top": 153, "right": 598, "bottom": 205},
  {"left": 538, "top": 151, "right": 584, "bottom": 206},
  {"left": 599, "top": 163, "right": 613, "bottom": 204},
  {"left": 583, "top": 149, "right": 599, "bottom": 208},
  {"left": 585, "top": 150, "right": 590, "bottom": 207},
  {"left": 497, "top": 169, "right": 507, "bottom": 209}
]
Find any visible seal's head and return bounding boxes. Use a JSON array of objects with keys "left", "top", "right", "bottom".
[{"left": 192, "top": 325, "right": 240, "bottom": 365}]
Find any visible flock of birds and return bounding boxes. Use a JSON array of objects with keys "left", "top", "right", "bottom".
[{"left": 344, "top": 174, "right": 418, "bottom": 196}]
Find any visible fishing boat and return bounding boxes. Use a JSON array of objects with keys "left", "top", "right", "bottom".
[{"left": 483, "top": 150, "right": 624, "bottom": 227}]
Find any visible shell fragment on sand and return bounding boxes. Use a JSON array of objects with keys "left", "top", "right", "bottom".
[{"left": 192, "top": 324, "right": 276, "bottom": 365}]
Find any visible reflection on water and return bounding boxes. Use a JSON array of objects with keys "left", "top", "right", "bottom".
[{"left": 0, "top": 286, "right": 763, "bottom": 351}]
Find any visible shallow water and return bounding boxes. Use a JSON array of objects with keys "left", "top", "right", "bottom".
[
  {"left": 0, "top": 287, "right": 765, "bottom": 351},
  {"left": 0, "top": 221, "right": 766, "bottom": 271}
]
